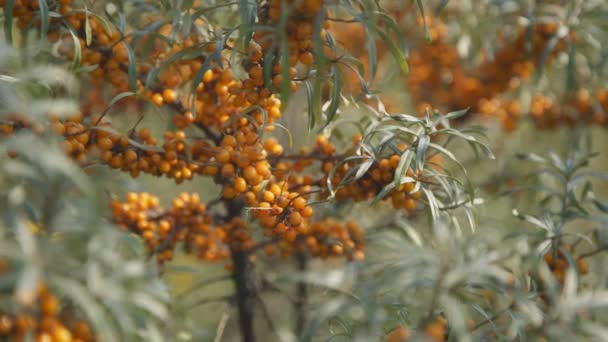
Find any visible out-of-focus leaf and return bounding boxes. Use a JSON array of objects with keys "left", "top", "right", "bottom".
[
  {"left": 324, "top": 67, "right": 341, "bottom": 127},
  {"left": 4, "top": 0, "right": 15, "bottom": 44},
  {"left": 305, "top": 80, "right": 316, "bottom": 130},
  {"left": 377, "top": 28, "right": 409, "bottom": 75},
  {"left": 416, "top": 135, "right": 430, "bottom": 171},
  {"left": 422, "top": 187, "right": 439, "bottom": 221},
  {"left": 415, "top": 0, "right": 430, "bottom": 41},
  {"left": 38, "top": 0, "right": 50, "bottom": 39},
  {"left": 238, "top": 0, "right": 256, "bottom": 50},
  {"left": 68, "top": 29, "right": 83, "bottom": 69},
  {"left": 51, "top": 275, "right": 120, "bottom": 341}
]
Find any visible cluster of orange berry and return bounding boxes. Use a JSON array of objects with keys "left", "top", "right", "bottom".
[
  {"left": 385, "top": 316, "right": 448, "bottom": 342},
  {"left": 0, "top": 114, "right": 36, "bottom": 138},
  {"left": 311, "top": 136, "right": 422, "bottom": 213},
  {"left": 110, "top": 190, "right": 364, "bottom": 264},
  {"left": 292, "top": 218, "right": 364, "bottom": 261},
  {"left": 247, "top": 180, "right": 314, "bottom": 241},
  {"left": 111, "top": 192, "right": 231, "bottom": 264},
  {"left": 406, "top": 18, "right": 571, "bottom": 131},
  {"left": 529, "top": 89, "right": 608, "bottom": 128},
  {"left": 0, "top": 283, "right": 94, "bottom": 342},
  {"left": 405, "top": 16, "right": 472, "bottom": 115},
  {"left": 542, "top": 244, "right": 589, "bottom": 286},
  {"left": 333, "top": 156, "right": 421, "bottom": 213},
  {"left": 332, "top": 10, "right": 606, "bottom": 131},
  {"left": 50, "top": 115, "right": 206, "bottom": 181},
  {"left": 210, "top": 132, "right": 281, "bottom": 199},
  {"left": 1, "top": 0, "right": 61, "bottom": 31},
  {"left": 256, "top": 0, "right": 328, "bottom": 67},
  {"left": 474, "top": 22, "right": 569, "bottom": 95}
]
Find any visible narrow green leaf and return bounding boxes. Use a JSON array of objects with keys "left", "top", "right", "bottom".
[
  {"left": 354, "top": 157, "right": 374, "bottom": 180},
  {"left": 107, "top": 91, "right": 136, "bottom": 109},
  {"left": 433, "top": 128, "right": 494, "bottom": 159},
  {"left": 38, "top": 0, "right": 49, "bottom": 39},
  {"left": 323, "top": 67, "right": 341, "bottom": 127},
  {"left": 77, "top": 10, "right": 113, "bottom": 35},
  {"left": 416, "top": 135, "right": 430, "bottom": 171},
  {"left": 305, "top": 80, "right": 316, "bottom": 130},
  {"left": 565, "top": 41, "right": 576, "bottom": 92},
  {"left": 274, "top": 123, "right": 293, "bottom": 149},
  {"left": 393, "top": 149, "right": 414, "bottom": 188},
  {"left": 441, "top": 108, "right": 469, "bottom": 122},
  {"left": 364, "top": 24, "right": 378, "bottom": 82},
  {"left": 377, "top": 28, "right": 409, "bottom": 75},
  {"left": 238, "top": 0, "right": 256, "bottom": 50},
  {"left": 536, "top": 30, "right": 562, "bottom": 80},
  {"left": 4, "top": 0, "right": 15, "bottom": 44},
  {"left": 82, "top": 7, "right": 92, "bottom": 47},
  {"left": 373, "top": 182, "right": 396, "bottom": 204},
  {"left": 123, "top": 41, "right": 138, "bottom": 93},
  {"left": 421, "top": 187, "right": 438, "bottom": 221},
  {"left": 68, "top": 29, "right": 82, "bottom": 69},
  {"left": 263, "top": 43, "right": 276, "bottom": 91},
  {"left": 326, "top": 156, "right": 368, "bottom": 197},
  {"left": 279, "top": 36, "right": 291, "bottom": 109},
  {"left": 415, "top": 0, "right": 430, "bottom": 42},
  {"left": 515, "top": 152, "right": 546, "bottom": 163},
  {"left": 144, "top": 66, "right": 160, "bottom": 89}
]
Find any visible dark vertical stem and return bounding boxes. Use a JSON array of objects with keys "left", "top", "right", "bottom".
[
  {"left": 295, "top": 252, "right": 308, "bottom": 337},
  {"left": 232, "top": 250, "right": 256, "bottom": 342}
]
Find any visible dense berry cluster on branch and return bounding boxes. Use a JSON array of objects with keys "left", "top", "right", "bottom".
[
  {"left": 334, "top": 13, "right": 608, "bottom": 130},
  {"left": 541, "top": 243, "right": 589, "bottom": 286}
]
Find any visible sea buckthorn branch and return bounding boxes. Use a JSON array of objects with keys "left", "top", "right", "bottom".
[
  {"left": 111, "top": 192, "right": 231, "bottom": 265},
  {"left": 1, "top": 2, "right": 481, "bottom": 341}
]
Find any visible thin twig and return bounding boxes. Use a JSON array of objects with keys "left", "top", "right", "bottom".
[
  {"left": 579, "top": 246, "right": 608, "bottom": 259},
  {"left": 213, "top": 312, "right": 231, "bottom": 342}
]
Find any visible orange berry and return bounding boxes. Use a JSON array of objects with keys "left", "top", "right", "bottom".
[
  {"left": 41, "top": 295, "right": 60, "bottom": 316},
  {"left": 299, "top": 51, "right": 314, "bottom": 65},
  {"left": 97, "top": 137, "right": 113, "bottom": 150},
  {"left": 162, "top": 89, "right": 177, "bottom": 103},
  {"left": 151, "top": 93, "right": 164, "bottom": 107},
  {"left": 243, "top": 166, "right": 257, "bottom": 182},
  {"left": 300, "top": 206, "right": 313, "bottom": 218},
  {"left": 292, "top": 197, "right": 307, "bottom": 210},
  {"left": 289, "top": 211, "right": 302, "bottom": 226},
  {"left": 202, "top": 69, "right": 215, "bottom": 83},
  {"left": 234, "top": 177, "right": 247, "bottom": 193},
  {"left": 262, "top": 191, "right": 275, "bottom": 203},
  {"left": 216, "top": 149, "right": 231, "bottom": 163}
]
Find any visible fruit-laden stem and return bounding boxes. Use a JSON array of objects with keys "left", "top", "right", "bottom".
[{"left": 231, "top": 250, "right": 256, "bottom": 342}]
